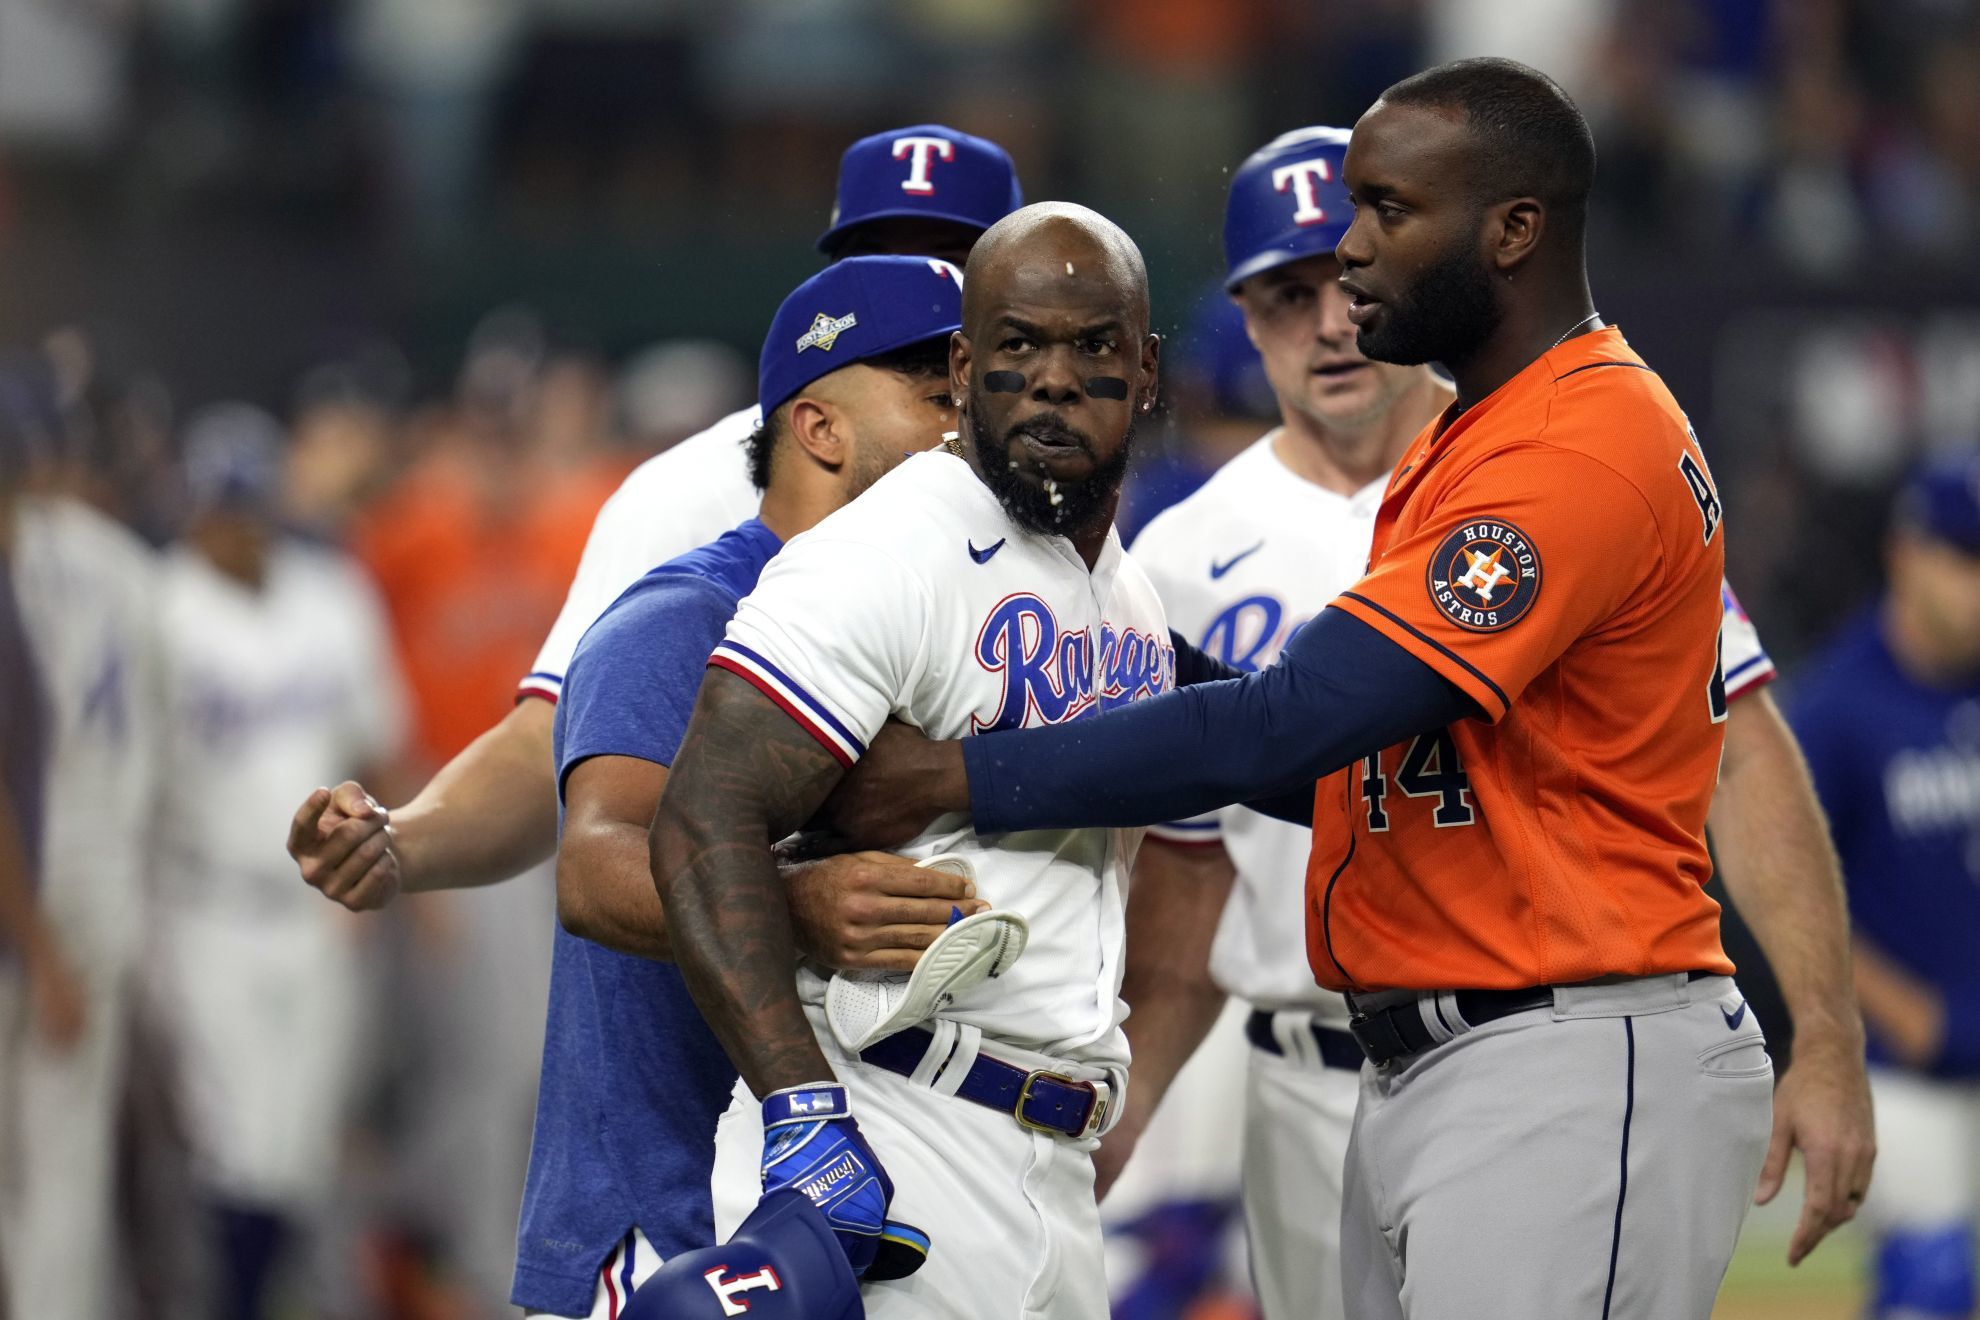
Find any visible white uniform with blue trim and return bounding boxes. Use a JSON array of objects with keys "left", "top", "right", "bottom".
[
  {"left": 152, "top": 541, "right": 407, "bottom": 1209},
  {"left": 1, "top": 496, "right": 162, "bottom": 1320},
  {"left": 705, "top": 449, "right": 1174, "bottom": 1319},
  {"left": 519, "top": 408, "right": 760, "bottom": 704},
  {"left": 1124, "top": 433, "right": 1779, "bottom": 1320}
]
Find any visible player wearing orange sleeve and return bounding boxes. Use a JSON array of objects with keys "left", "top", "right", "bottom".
[
  {"left": 816, "top": 59, "right": 1847, "bottom": 1319},
  {"left": 1312, "top": 326, "right": 1733, "bottom": 993}
]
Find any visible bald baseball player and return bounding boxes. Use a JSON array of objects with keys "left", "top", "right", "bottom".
[
  {"left": 818, "top": 60, "right": 1854, "bottom": 1318},
  {"left": 651, "top": 203, "right": 1171, "bottom": 1317},
  {"left": 287, "top": 124, "right": 1022, "bottom": 910},
  {"left": 514, "top": 257, "right": 968, "bottom": 1318},
  {"left": 1111, "top": 127, "right": 1871, "bottom": 1317}
]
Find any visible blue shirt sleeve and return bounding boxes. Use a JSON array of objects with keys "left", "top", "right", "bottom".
[
  {"left": 964, "top": 606, "right": 1476, "bottom": 833},
  {"left": 556, "top": 575, "right": 738, "bottom": 797}
]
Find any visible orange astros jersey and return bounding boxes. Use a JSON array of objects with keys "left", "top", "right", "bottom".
[{"left": 1312, "top": 327, "right": 1734, "bottom": 993}]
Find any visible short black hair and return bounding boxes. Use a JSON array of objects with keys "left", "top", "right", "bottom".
[
  {"left": 744, "top": 335, "right": 952, "bottom": 492},
  {"left": 1379, "top": 57, "right": 1596, "bottom": 238}
]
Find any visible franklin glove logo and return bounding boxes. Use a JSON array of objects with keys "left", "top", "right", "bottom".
[{"left": 798, "top": 1151, "right": 865, "bottom": 1201}]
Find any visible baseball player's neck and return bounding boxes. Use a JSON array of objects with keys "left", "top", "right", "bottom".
[
  {"left": 755, "top": 468, "right": 847, "bottom": 545},
  {"left": 1448, "top": 273, "right": 1599, "bottom": 413},
  {"left": 1273, "top": 370, "right": 1451, "bottom": 496}
]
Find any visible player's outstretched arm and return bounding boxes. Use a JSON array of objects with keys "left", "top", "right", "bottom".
[
  {"left": 650, "top": 667, "right": 847, "bottom": 1095},
  {"left": 1094, "top": 838, "right": 1237, "bottom": 1202},
  {"left": 290, "top": 698, "right": 560, "bottom": 909},
  {"left": 1708, "top": 687, "right": 1875, "bottom": 1266},
  {"left": 823, "top": 607, "right": 1473, "bottom": 845},
  {"left": 560, "top": 751, "right": 982, "bottom": 965}
]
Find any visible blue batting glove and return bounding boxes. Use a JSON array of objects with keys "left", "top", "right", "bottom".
[{"left": 759, "top": 1082, "right": 930, "bottom": 1281}]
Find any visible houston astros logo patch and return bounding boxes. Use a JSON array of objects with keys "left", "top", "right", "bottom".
[
  {"left": 796, "top": 311, "right": 858, "bottom": 353},
  {"left": 1427, "top": 519, "right": 1541, "bottom": 632}
]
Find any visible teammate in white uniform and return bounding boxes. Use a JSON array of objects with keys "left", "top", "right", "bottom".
[
  {"left": 0, "top": 371, "right": 162, "bottom": 1320},
  {"left": 292, "top": 123, "right": 1024, "bottom": 907},
  {"left": 152, "top": 408, "right": 408, "bottom": 1317},
  {"left": 652, "top": 204, "right": 1171, "bottom": 1318},
  {"left": 1106, "top": 127, "right": 1872, "bottom": 1315}
]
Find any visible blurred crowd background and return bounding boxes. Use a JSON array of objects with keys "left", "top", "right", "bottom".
[{"left": 2, "top": 0, "right": 1979, "bottom": 1317}]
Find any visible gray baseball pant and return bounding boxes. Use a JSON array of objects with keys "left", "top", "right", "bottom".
[{"left": 1340, "top": 973, "right": 1773, "bottom": 1319}]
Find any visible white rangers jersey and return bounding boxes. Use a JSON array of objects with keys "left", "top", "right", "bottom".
[
  {"left": 1131, "top": 436, "right": 1381, "bottom": 1022},
  {"left": 154, "top": 541, "right": 407, "bottom": 919},
  {"left": 1132, "top": 433, "right": 1778, "bottom": 1019},
  {"left": 716, "top": 450, "right": 1175, "bottom": 1069},
  {"left": 519, "top": 406, "right": 761, "bottom": 702},
  {"left": 8, "top": 496, "right": 163, "bottom": 972}
]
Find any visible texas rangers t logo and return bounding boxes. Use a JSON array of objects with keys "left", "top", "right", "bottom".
[
  {"left": 1426, "top": 519, "right": 1541, "bottom": 632},
  {"left": 1271, "top": 159, "right": 1334, "bottom": 225},
  {"left": 893, "top": 135, "right": 955, "bottom": 195},
  {"left": 702, "top": 1265, "right": 782, "bottom": 1316}
]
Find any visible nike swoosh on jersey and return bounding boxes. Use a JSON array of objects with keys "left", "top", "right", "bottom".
[
  {"left": 968, "top": 538, "right": 1006, "bottom": 564},
  {"left": 1209, "top": 541, "right": 1265, "bottom": 579},
  {"left": 1721, "top": 1000, "right": 1748, "bottom": 1031}
]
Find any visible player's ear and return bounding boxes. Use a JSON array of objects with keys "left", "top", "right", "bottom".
[
  {"left": 1491, "top": 197, "right": 1544, "bottom": 274},
  {"left": 1136, "top": 334, "right": 1161, "bottom": 415},
  {"left": 948, "top": 331, "right": 973, "bottom": 416},
  {"left": 786, "top": 396, "right": 845, "bottom": 473}
]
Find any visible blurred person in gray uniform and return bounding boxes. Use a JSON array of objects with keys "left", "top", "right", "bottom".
[
  {"left": 0, "top": 356, "right": 159, "bottom": 1320},
  {"left": 151, "top": 405, "right": 409, "bottom": 1320}
]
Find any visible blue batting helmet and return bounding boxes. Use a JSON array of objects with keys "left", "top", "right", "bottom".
[
  {"left": 818, "top": 124, "right": 1022, "bottom": 254},
  {"left": 622, "top": 1192, "right": 861, "bottom": 1320},
  {"left": 1223, "top": 126, "right": 1354, "bottom": 291}
]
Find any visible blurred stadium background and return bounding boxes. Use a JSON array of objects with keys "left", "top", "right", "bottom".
[{"left": 3, "top": 0, "right": 1978, "bottom": 1316}]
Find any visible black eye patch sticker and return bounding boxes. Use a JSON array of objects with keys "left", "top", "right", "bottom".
[
  {"left": 983, "top": 370, "right": 1026, "bottom": 393},
  {"left": 1085, "top": 376, "right": 1129, "bottom": 401}
]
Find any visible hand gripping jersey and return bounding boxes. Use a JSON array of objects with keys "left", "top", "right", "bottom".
[
  {"left": 519, "top": 407, "right": 761, "bottom": 703},
  {"left": 1131, "top": 438, "right": 1384, "bottom": 1021},
  {"left": 1315, "top": 328, "right": 1734, "bottom": 992},
  {"left": 716, "top": 450, "right": 1174, "bottom": 1068}
]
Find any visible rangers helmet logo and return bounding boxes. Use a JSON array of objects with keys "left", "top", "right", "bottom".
[
  {"left": 796, "top": 311, "right": 858, "bottom": 353},
  {"left": 1426, "top": 519, "right": 1541, "bottom": 632}
]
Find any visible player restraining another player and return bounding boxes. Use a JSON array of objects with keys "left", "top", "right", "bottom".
[
  {"left": 651, "top": 203, "right": 1174, "bottom": 1318},
  {"left": 1110, "top": 124, "right": 1873, "bottom": 1315},
  {"left": 815, "top": 60, "right": 1869, "bottom": 1318},
  {"left": 516, "top": 257, "right": 969, "bottom": 1319}
]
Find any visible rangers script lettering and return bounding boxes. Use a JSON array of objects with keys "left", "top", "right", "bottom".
[{"left": 971, "top": 593, "right": 1175, "bottom": 732}]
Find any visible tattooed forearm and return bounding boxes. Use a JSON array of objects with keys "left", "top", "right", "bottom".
[{"left": 650, "top": 668, "right": 850, "bottom": 1096}]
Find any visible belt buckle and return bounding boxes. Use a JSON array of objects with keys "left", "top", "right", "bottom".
[{"left": 1016, "top": 1069, "right": 1102, "bottom": 1139}]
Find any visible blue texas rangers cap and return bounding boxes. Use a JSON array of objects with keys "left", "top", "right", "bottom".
[
  {"left": 817, "top": 123, "right": 1022, "bottom": 254},
  {"left": 759, "top": 254, "right": 964, "bottom": 418},
  {"left": 1895, "top": 454, "right": 1980, "bottom": 555},
  {"left": 622, "top": 1191, "right": 862, "bottom": 1320},
  {"left": 1223, "top": 125, "right": 1354, "bottom": 291}
]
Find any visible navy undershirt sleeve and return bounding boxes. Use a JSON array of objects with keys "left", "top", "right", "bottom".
[
  {"left": 1170, "top": 631, "right": 1246, "bottom": 688},
  {"left": 965, "top": 606, "right": 1478, "bottom": 833}
]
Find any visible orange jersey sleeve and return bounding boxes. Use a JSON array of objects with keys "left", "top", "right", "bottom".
[
  {"left": 1333, "top": 442, "right": 1673, "bottom": 721},
  {"left": 1307, "top": 331, "right": 1732, "bottom": 994}
]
